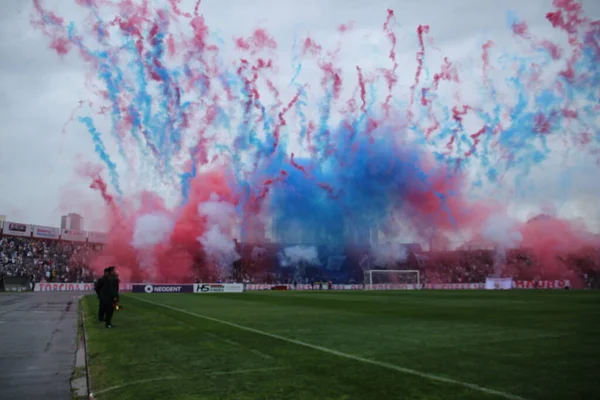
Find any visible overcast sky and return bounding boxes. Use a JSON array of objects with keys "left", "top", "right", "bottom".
[{"left": 1, "top": 0, "right": 599, "bottom": 232}]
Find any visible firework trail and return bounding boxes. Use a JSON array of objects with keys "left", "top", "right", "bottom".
[{"left": 32, "top": 0, "right": 600, "bottom": 282}]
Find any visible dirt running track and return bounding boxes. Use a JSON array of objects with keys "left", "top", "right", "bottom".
[{"left": 0, "top": 291, "right": 81, "bottom": 399}]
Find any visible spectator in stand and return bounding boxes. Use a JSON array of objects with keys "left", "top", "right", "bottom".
[{"left": 0, "top": 235, "right": 99, "bottom": 283}]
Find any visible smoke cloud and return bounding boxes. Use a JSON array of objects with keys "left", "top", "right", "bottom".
[
  {"left": 197, "top": 193, "right": 240, "bottom": 279},
  {"left": 279, "top": 246, "right": 320, "bottom": 267}
]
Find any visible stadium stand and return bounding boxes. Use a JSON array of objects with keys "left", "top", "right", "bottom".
[
  {"left": 1, "top": 220, "right": 598, "bottom": 289},
  {"left": 0, "top": 236, "right": 99, "bottom": 283}
]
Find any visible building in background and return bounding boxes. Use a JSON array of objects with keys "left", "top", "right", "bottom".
[
  {"left": 61, "top": 213, "right": 84, "bottom": 231},
  {"left": 0, "top": 215, "right": 6, "bottom": 222}
]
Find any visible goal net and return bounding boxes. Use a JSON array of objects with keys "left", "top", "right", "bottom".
[{"left": 364, "top": 270, "right": 420, "bottom": 290}]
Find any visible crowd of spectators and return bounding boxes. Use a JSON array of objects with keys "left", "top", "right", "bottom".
[
  {"left": 2, "top": 235, "right": 598, "bottom": 288},
  {"left": 415, "top": 250, "right": 495, "bottom": 284},
  {"left": 0, "top": 236, "right": 101, "bottom": 283},
  {"left": 226, "top": 244, "right": 600, "bottom": 288},
  {"left": 414, "top": 248, "right": 599, "bottom": 288}
]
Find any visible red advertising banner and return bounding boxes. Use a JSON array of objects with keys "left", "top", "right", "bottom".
[
  {"left": 246, "top": 284, "right": 344, "bottom": 291},
  {"left": 35, "top": 282, "right": 95, "bottom": 291},
  {"left": 424, "top": 283, "right": 484, "bottom": 290},
  {"left": 245, "top": 283, "right": 411, "bottom": 291},
  {"left": 513, "top": 280, "right": 571, "bottom": 289},
  {"left": 246, "top": 284, "right": 277, "bottom": 291},
  {"left": 34, "top": 282, "right": 134, "bottom": 292},
  {"left": 333, "top": 284, "right": 364, "bottom": 290},
  {"left": 367, "top": 284, "right": 421, "bottom": 290}
]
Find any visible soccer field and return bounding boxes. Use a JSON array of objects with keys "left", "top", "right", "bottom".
[{"left": 82, "top": 291, "right": 600, "bottom": 400}]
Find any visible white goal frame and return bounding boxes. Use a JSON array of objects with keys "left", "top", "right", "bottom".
[{"left": 364, "top": 270, "right": 420, "bottom": 290}]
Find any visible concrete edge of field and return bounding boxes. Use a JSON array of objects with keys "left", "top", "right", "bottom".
[{"left": 71, "top": 296, "right": 91, "bottom": 399}]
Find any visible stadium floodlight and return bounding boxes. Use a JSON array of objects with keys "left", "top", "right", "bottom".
[{"left": 364, "top": 270, "right": 420, "bottom": 290}]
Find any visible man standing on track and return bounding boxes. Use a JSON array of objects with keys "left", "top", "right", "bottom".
[{"left": 99, "top": 266, "right": 119, "bottom": 328}]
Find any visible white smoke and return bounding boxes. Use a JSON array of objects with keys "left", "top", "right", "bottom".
[
  {"left": 371, "top": 241, "right": 408, "bottom": 267},
  {"left": 131, "top": 212, "right": 175, "bottom": 279},
  {"left": 481, "top": 214, "right": 523, "bottom": 249},
  {"left": 197, "top": 193, "right": 240, "bottom": 279},
  {"left": 279, "top": 245, "right": 320, "bottom": 267},
  {"left": 481, "top": 214, "right": 523, "bottom": 277},
  {"left": 135, "top": 251, "right": 158, "bottom": 280},
  {"left": 132, "top": 212, "right": 174, "bottom": 248}
]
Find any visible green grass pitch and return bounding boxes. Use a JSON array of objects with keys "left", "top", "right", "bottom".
[{"left": 82, "top": 291, "right": 600, "bottom": 400}]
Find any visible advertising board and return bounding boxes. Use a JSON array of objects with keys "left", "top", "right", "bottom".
[
  {"left": 61, "top": 229, "right": 87, "bottom": 242},
  {"left": 3, "top": 221, "right": 31, "bottom": 237},
  {"left": 513, "top": 280, "right": 571, "bottom": 289},
  {"left": 424, "top": 283, "right": 484, "bottom": 290},
  {"left": 35, "top": 282, "right": 95, "bottom": 291},
  {"left": 246, "top": 283, "right": 487, "bottom": 291},
  {"left": 193, "top": 283, "right": 244, "bottom": 293},
  {"left": 366, "top": 284, "right": 421, "bottom": 290},
  {"left": 132, "top": 284, "right": 194, "bottom": 293},
  {"left": 33, "top": 225, "right": 60, "bottom": 239},
  {"left": 88, "top": 231, "right": 108, "bottom": 243},
  {"left": 34, "top": 282, "right": 134, "bottom": 292},
  {"left": 485, "top": 277, "right": 513, "bottom": 290}
]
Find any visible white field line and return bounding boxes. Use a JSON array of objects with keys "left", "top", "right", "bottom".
[
  {"left": 91, "top": 368, "right": 288, "bottom": 397},
  {"left": 201, "top": 327, "right": 274, "bottom": 360},
  {"left": 131, "top": 296, "right": 529, "bottom": 400},
  {"left": 90, "top": 376, "right": 177, "bottom": 397},
  {"left": 90, "top": 368, "right": 286, "bottom": 397},
  {"left": 217, "top": 336, "right": 274, "bottom": 360},
  {"left": 208, "top": 367, "right": 287, "bottom": 376},
  {"left": 248, "top": 348, "right": 274, "bottom": 360}
]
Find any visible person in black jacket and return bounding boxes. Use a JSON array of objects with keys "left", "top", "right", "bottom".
[
  {"left": 95, "top": 268, "right": 109, "bottom": 322},
  {"left": 98, "top": 266, "right": 119, "bottom": 328}
]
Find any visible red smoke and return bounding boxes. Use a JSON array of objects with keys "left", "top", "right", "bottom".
[
  {"left": 85, "top": 167, "right": 237, "bottom": 282},
  {"left": 515, "top": 217, "right": 599, "bottom": 285}
]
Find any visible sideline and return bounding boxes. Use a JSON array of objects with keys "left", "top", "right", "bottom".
[
  {"left": 90, "top": 376, "right": 178, "bottom": 397},
  {"left": 71, "top": 295, "right": 90, "bottom": 399},
  {"left": 130, "top": 296, "right": 529, "bottom": 400},
  {"left": 80, "top": 298, "right": 92, "bottom": 396}
]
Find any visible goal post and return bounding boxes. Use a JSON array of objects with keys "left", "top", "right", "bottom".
[{"left": 364, "top": 270, "right": 420, "bottom": 290}]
